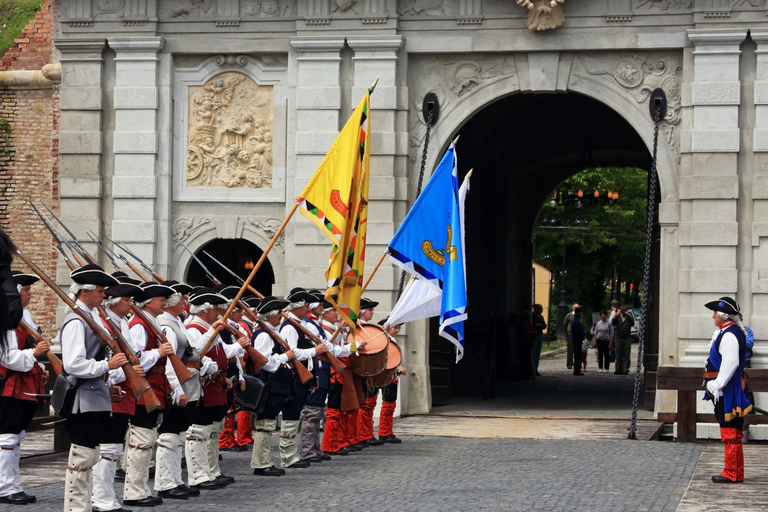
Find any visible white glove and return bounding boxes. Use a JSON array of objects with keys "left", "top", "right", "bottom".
[
  {"left": 171, "top": 386, "right": 185, "bottom": 405},
  {"left": 706, "top": 380, "right": 721, "bottom": 403},
  {"left": 200, "top": 356, "right": 218, "bottom": 377}
]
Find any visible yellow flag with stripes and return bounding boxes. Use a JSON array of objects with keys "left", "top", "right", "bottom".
[{"left": 296, "top": 89, "right": 371, "bottom": 332}]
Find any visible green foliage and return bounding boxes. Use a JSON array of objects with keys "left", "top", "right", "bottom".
[
  {"left": 0, "top": 0, "right": 43, "bottom": 58},
  {"left": 534, "top": 167, "right": 648, "bottom": 322}
]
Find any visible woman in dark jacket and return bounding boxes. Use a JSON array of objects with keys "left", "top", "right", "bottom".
[{"left": 570, "top": 308, "right": 586, "bottom": 376}]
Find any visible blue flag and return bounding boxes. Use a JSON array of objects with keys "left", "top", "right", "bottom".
[{"left": 387, "top": 144, "right": 468, "bottom": 361}]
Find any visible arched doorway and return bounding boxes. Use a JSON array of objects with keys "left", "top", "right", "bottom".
[
  {"left": 428, "top": 91, "right": 660, "bottom": 410},
  {"left": 185, "top": 238, "right": 275, "bottom": 295}
]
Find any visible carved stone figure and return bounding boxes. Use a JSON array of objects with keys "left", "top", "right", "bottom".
[
  {"left": 400, "top": 0, "right": 455, "bottom": 16},
  {"left": 635, "top": 0, "right": 692, "bottom": 8},
  {"left": 160, "top": 0, "right": 215, "bottom": 18},
  {"left": 186, "top": 72, "right": 274, "bottom": 189},
  {"left": 516, "top": 0, "right": 565, "bottom": 31}
]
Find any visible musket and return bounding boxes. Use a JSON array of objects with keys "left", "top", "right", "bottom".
[
  {"left": 42, "top": 202, "right": 95, "bottom": 264},
  {"left": 18, "top": 319, "right": 64, "bottom": 377},
  {"left": 175, "top": 242, "right": 268, "bottom": 373},
  {"left": 202, "top": 250, "right": 347, "bottom": 372},
  {"left": 105, "top": 234, "right": 163, "bottom": 282},
  {"left": 87, "top": 231, "right": 121, "bottom": 272},
  {"left": 128, "top": 303, "right": 195, "bottom": 385},
  {"left": 97, "top": 308, "right": 142, "bottom": 367},
  {"left": 30, "top": 201, "right": 84, "bottom": 268},
  {"left": 14, "top": 249, "right": 160, "bottom": 411}
]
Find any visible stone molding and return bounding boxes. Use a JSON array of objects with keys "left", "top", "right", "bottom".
[
  {"left": 686, "top": 29, "right": 748, "bottom": 49},
  {"left": 107, "top": 37, "right": 165, "bottom": 53},
  {"left": 54, "top": 38, "right": 107, "bottom": 60},
  {"left": 347, "top": 35, "right": 405, "bottom": 52},
  {"left": 290, "top": 36, "right": 346, "bottom": 53}
]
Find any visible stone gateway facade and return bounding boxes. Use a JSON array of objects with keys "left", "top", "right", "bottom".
[{"left": 50, "top": 0, "right": 768, "bottom": 430}]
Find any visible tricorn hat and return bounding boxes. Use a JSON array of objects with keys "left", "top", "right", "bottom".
[
  {"left": 241, "top": 296, "right": 262, "bottom": 310},
  {"left": 112, "top": 271, "right": 142, "bottom": 286},
  {"left": 359, "top": 297, "right": 379, "bottom": 311},
  {"left": 257, "top": 296, "right": 290, "bottom": 315},
  {"left": 133, "top": 282, "right": 176, "bottom": 303},
  {"left": 287, "top": 287, "right": 316, "bottom": 304},
  {"left": 705, "top": 296, "right": 740, "bottom": 316},
  {"left": 216, "top": 285, "right": 242, "bottom": 301},
  {"left": 162, "top": 280, "right": 194, "bottom": 296},
  {"left": 11, "top": 270, "right": 38, "bottom": 287},
  {"left": 188, "top": 288, "right": 228, "bottom": 306},
  {"left": 70, "top": 264, "right": 119, "bottom": 287},
  {"left": 105, "top": 282, "right": 143, "bottom": 298}
]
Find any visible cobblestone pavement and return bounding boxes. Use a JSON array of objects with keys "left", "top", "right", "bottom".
[{"left": 23, "top": 434, "right": 701, "bottom": 512}]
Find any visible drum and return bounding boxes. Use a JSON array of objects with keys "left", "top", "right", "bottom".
[
  {"left": 369, "top": 339, "right": 402, "bottom": 388},
  {"left": 349, "top": 323, "right": 389, "bottom": 376}
]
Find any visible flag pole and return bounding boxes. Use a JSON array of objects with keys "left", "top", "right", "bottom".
[{"left": 361, "top": 251, "right": 387, "bottom": 293}]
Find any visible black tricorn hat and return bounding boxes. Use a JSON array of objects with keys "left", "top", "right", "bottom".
[
  {"left": 162, "top": 280, "right": 194, "bottom": 296},
  {"left": 241, "top": 296, "right": 262, "bottom": 309},
  {"left": 307, "top": 289, "right": 325, "bottom": 302},
  {"left": 105, "top": 282, "right": 143, "bottom": 298},
  {"left": 188, "top": 288, "right": 228, "bottom": 306},
  {"left": 112, "top": 271, "right": 142, "bottom": 286},
  {"left": 705, "top": 296, "right": 740, "bottom": 316},
  {"left": 287, "top": 287, "right": 316, "bottom": 304},
  {"left": 323, "top": 300, "right": 335, "bottom": 310},
  {"left": 71, "top": 264, "right": 119, "bottom": 287},
  {"left": 11, "top": 270, "right": 39, "bottom": 287},
  {"left": 133, "top": 282, "right": 175, "bottom": 303},
  {"left": 359, "top": 297, "right": 379, "bottom": 311},
  {"left": 257, "top": 296, "right": 290, "bottom": 315},
  {"left": 217, "top": 286, "right": 242, "bottom": 301}
]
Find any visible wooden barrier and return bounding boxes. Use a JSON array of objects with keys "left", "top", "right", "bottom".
[{"left": 657, "top": 366, "right": 768, "bottom": 443}]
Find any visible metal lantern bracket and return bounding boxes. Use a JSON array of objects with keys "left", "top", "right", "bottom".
[
  {"left": 422, "top": 93, "right": 439, "bottom": 126},
  {"left": 649, "top": 88, "right": 667, "bottom": 122}
]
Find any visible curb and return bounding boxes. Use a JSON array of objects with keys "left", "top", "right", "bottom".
[{"left": 540, "top": 347, "right": 568, "bottom": 359}]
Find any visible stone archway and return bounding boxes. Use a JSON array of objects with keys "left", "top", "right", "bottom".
[{"left": 404, "top": 50, "right": 680, "bottom": 414}]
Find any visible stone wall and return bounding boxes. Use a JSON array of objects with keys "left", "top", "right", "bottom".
[{"left": 0, "top": 0, "right": 60, "bottom": 338}]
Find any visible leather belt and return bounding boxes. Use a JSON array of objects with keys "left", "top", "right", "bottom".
[
  {"left": 228, "top": 357, "right": 237, "bottom": 364},
  {"left": 186, "top": 361, "right": 202, "bottom": 370},
  {"left": 703, "top": 371, "right": 719, "bottom": 379},
  {"left": 100, "top": 373, "right": 109, "bottom": 382},
  {"left": 150, "top": 366, "right": 166, "bottom": 375}
]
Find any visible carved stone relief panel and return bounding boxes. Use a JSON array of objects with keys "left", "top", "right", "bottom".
[
  {"left": 159, "top": 0, "right": 296, "bottom": 18},
  {"left": 635, "top": 0, "right": 692, "bottom": 9},
  {"left": 408, "top": 54, "right": 517, "bottom": 160},
  {"left": 241, "top": 0, "right": 297, "bottom": 17},
  {"left": 400, "top": 0, "right": 456, "bottom": 16},
  {"left": 577, "top": 52, "right": 682, "bottom": 163},
  {"left": 159, "top": 0, "right": 216, "bottom": 18},
  {"left": 186, "top": 72, "right": 274, "bottom": 190}
]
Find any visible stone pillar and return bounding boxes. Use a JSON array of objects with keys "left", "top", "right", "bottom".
[
  {"left": 347, "top": 35, "right": 415, "bottom": 414},
  {"left": 54, "top": 38, "right": 106, "bottom": 276},
  {"left": 288, "top": 37, "right": 346, "bottom": 289},
  {"left": 749, "top": 30, "right": 768, "bottom": 372},
  {"left": 107, "top": 37, "right": 165, "bottom": 276},
  {"left": 679, "top": 29, "right": 746, "bottom": 370}
]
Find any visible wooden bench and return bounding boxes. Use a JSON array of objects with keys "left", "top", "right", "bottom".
[{"left": 657, "top": 367, "right": 768, "bottom": 443}]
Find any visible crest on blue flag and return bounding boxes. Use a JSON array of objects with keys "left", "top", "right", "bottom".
[{"left": 387, "top": 144, "right": 468, "bottom": 361}]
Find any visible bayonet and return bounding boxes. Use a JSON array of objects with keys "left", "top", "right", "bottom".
[
  {"left": 102, "top": 235, "right": 153, "bottom": 281},
  {"left": 87, "top": 231, "right": 121, "bottom": 271},
  {"left": 42, "top": 201, "right": 95, "bottom": 263},
  {"left": 203, "top": 250, "right": 245, "bottom": 286},
  {"left": 179, "top": 242, "right": 218, "bottom": 285},
  {"left": 30, "top": 200, "right": 81, "bottom": 267}
]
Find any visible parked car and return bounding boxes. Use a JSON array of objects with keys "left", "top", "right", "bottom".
[{"left": 629, "top": 308, "right": 643, "bottom": 342}]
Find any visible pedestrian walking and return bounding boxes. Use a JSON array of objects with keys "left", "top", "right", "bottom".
[
  {"left": 563, "top": 303, "right": 579, "bottom": 370},
  {"left": 611, "top": 305, "right": 634, "bottom": 375},
  {"left": 532, "top": 304, "right": 546, "bottom": 377},
  {"left": 592, "top": 310, "right": 614, "bottom": 373},
  {"left": 570, "top": 308, "right": 585, "bottom": 376}
]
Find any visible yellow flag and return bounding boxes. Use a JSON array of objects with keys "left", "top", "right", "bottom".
[{"left": 296, "top": 91, "right": 371, "bottom": 332}]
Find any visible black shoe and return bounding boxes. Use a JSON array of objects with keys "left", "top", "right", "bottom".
[
  {"left": 218, "top": 453, "right": 223, "bottom": 461},
  {"left": 354, "top": 442, "right": 369, "bottom": 449},
  {"left": 214, "top": 474, "right": 235, "bottom": 485},
  {"left": 0, "top": 492, "right": 33, "bottom": 504},
  {"left": 535, "top": 372, "right": 542, "bottom": 377},
  {"left": 320, "top": 454, "right": 332, "bottom": 460},
  {"left": 192, "top": 479, "right": 226, "bottom": 490},
  {"left": 97, "top": 508, "right": 133, "bottom": 512},
  {"left": 304, "top": 456, "right": 323, "bottom": 463},
  {"left": 573, "top": 372, "right": 583, "bottom": 376},
  {"left": 567, "top": 365, "right": 573, "bottom": 369},
  {"left": 623, "top": 372, "right": 629, "bottom": 375},
  {"left": 614, "top": 371, "right": 621, "bottom": 375},
  {"left": 220, "top": 446, "right": 235, "bottom": 451},
  {"left": 233, "top": 445, "right": 248, "bottom": 452},
  {"left": 178, "top": 484, "right": 199, "bottom": 497},
  {"left": 712, "top": 475, "right": 740, "bottom": 483},
  {"left": 150, "top": 496, "right": 163, "bottom": 506},
  {"left": 123, "top": 497, "right": 158, "bottom": 507},
  {"left": 158, "top": 487, "right": 190, "bottom": 499},
  {"left": 364, "top": 438, "right": 385, "bottom": 446},
  {"left": 285, "top": 460, "right": 310, "bottom": 469},
  {"left": 324, "top": 449, "right": 348, "bottom": 456},
  {"left": 380, "top": 435, "right": 402, "bottom": 444},
  {"left": 115, "top": 468, "right": 126, "bottom": 482},
  {"left": 253, "top": 465, "right": 284, "bottom": 476}
]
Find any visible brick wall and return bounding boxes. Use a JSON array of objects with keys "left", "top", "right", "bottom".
[{"left": 0, "top": 0, "right": 60, "bottom": 339}]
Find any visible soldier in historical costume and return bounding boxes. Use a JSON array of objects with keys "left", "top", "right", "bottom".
[
  {"left": 250, "top": 296, "right": 294, "bottom": 476},
  {"left": 153, "top": 280, "right": 207, "bottom": 500},
  {"left": 60, "top": 264, "right": 127, "bottom": 512},
  {"left": 704, "top": 297, "right": 752, "bottom": 484},
  {"left": 0, "top": 271, "right": 49, "bottom": 505},
  {"left": 185, "top": 289, "right": 246, "bottom": 489},
  {"left": 123, "top": 282, "right": 177, "bottom": 507},
  {"left": 356, "top": 298, "right": 384, "bottom": 447},
  {"left": 299, "top": 292, "right": 334, "bottom": 463},
  {"left": 376, "top": 318, "right": 404, "bottom": 444},
  {"left": 91, "top": 276, "right": 143, "bottom": 512},
  {"left": 321, "top": 304, "right": 354, "bottom": 456},
  {"left": 278, "top": 288, "right": 329, "bottom": 469}
]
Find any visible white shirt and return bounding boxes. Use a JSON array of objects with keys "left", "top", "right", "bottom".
[
  {"left": 128, "top": 311, "right": 162, "bottom": 372},
  {"left": 280, "top": 312, "right": 316, "bottom": 362},
  {"left": 1, "top": 313, "right": 41, "bottom": 373},
  {"left": 187, "top": 316, "right": 244, "bottom": 381},
  {"left": 61, "top": 300, "right": 110, "bottom": 379},
  {"left": 252, "top": 322, "right": 289, "bottom": 373},
  {"left": 322, "top": 319, "right": 352, "bottom": 357},
  {"left": 708, "top": 323, "right": 741, "bottom": 395}
]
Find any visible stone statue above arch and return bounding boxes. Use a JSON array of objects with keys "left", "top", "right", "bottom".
[{"left": 516, "top": 0, "right": 565, "bottom": 31}]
